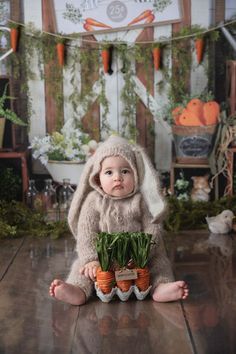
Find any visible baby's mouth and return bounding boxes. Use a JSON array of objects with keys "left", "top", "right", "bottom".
[{"left": 113, "top": 184, "right": 123, "bottom": 190}]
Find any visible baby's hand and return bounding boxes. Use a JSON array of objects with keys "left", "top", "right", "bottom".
[{"left": 79, "top": 261, "right": 100, "bottom": 281}]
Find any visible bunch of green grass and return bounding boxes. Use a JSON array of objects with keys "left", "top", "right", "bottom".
[{"left": 130, "top": 232, "right": 153, "bottom": 269}]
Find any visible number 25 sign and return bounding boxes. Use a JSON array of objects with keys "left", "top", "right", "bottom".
[{"left": 57, "top": 0, "right": 182, "bottom": 35}]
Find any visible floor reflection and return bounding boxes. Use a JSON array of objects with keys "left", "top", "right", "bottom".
[{"left": 174, "top": 231, "right": 236, "bottom": 354}]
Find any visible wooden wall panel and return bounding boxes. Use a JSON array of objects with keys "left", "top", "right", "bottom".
[
  {"left": 135, "top": 27, "right": 155, "bottom": 160},
  {"left": 42, "top": 0, "right": 64, "bottom": 134},
  {"left": 81, "top": 36, "right": 100, "bottom": 141},
  {"left": 10, "top": 0, "right": 28, "bottom": 149},
  {"left": 172, "top": 0, "right": 192, "bottom": 97}
]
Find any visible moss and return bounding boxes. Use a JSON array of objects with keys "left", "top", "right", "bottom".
[
  {"left": 164, "top": 195, "right": 236, "bottom": 232},
  {"left": 0, "top": 201, "right": 70, "bottom": 239}
]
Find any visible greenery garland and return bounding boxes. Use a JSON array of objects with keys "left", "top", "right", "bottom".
[{"left": 3, "top": 20, "right": 231, "bottom": 141}]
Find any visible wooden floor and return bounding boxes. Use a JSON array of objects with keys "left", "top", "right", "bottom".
[{"left": 0, "top": 230, "right": 236, "bottom": 354}]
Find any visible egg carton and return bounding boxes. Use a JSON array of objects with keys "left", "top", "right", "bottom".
[{"left": 95, "top": 283, "right": 152, "bottom": 303}]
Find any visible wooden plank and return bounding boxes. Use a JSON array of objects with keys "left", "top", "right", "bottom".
[
  {"left": 0, "top": 237, "right": 79, "bottom": 354},
  {"left": 73, "top": 298, "right": 194, "bottom": 354},
  {"left": 0, "top": 238, "right": 25, "bottom": 281}
]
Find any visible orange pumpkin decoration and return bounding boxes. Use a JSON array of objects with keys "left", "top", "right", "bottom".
[
  {"left": 178, "top": 108, "right": 203, "bottom": 126},
  {"left": 203, "top": 101, "right": 220, "bottom": 125}
]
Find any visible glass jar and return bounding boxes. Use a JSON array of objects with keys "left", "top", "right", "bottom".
[
  {"left": 41, "top": 179, "right": 58, "bottom": 221},
  {"left": 26, "top": 179, "right": 40, "bottom": 210},
  {"left": 58, "top": 178, "right": 74, "bottom": 221}
]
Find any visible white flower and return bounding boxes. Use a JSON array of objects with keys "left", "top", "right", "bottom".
[{"left": 29, "top": 127, "right": 100, "bottom": 165}]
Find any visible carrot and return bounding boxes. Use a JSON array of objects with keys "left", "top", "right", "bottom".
[
  {"left": 10, "top": 28, "right": 19, "bottom": 52},
  {"left": 83, "top": 23, "right": 94, "bottom": 32},
  {"left": 85, "top": 18, "right": 112, "bottom": 29},
  {"left": 145, "top": 14, "right": 155, "bottom": 24},
  {"left": 98, "top": 316, "right": 112, "bottom": 336},
  {"left": 179, "top": 108, "right": 203, "bottom": 126},
  {"left": 195, "top": 38, "right": 204, "bottom": 64},
  {"left": 152, "top": 47, "right": 161, "bottom": 71},
  {"left": 186, "top": 98, "right": 204, "bottom": 124},
  {"left": 116, "top": 279, "right": 133, "bottom": 292},
  {"left": 128, "top": 10, "right": 153, "bottom": 26},
  {"left": 203, "top": 101, "right": 220, "bottom": 125},
  {"left": 56, "top": 43, "right": 65, "bottom": 66},
  {"left": 135, "top": 267, "right": 150, "bottom": 291},
  {"left": 96, "top": 267, "right": 115, "bottom": 294},
  {"left": 101, "top": 48, "right": 110, "bottom": 73}
]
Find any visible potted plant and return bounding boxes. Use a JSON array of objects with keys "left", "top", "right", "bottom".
[
  {"left": 0, "top": 84, "right": 27, "bottom": 148},
  {"left": 130, "top": 232, "right": 152, "bottom": 292},
  {"left": 95, "top": 232, "right": 116, "bottom": 294},
  {"left": 29, "top": 127, "right": 99, "bottom": 184}
]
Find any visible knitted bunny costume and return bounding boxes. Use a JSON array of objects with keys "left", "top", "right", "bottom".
[{"left": 67, "top": 136, "right": 174, "bottom": 299}]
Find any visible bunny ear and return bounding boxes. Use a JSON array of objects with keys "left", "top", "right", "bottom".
[
  {"left": 68, "top": 155, "right": 96, "bottom": 237},
  {"left": 134, "top": 147, "right": 166, "bottom": 222}
]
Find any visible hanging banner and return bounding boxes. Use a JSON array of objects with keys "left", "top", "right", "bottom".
[{"left": 56, "top": 0, "right": 183, "bottom": 35}]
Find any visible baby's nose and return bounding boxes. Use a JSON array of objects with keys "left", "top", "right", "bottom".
[{"left": 114, "top": 172, "right": 123, "bottom": 181}]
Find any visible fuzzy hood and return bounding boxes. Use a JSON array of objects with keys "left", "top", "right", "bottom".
[{"left": 68, "top": 135, "right": 165, "bottom": 237}]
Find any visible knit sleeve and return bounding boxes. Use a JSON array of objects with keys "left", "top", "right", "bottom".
[
  {"left": 141, "top": 198, "right": 174, "bottom": 289},
  {"left": 75, "top": 191, "right": 101, "bottom": 266}
]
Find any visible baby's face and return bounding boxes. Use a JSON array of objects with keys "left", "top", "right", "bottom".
[{"left": 99, "top": 156, "right": 135, "bottom": 197}]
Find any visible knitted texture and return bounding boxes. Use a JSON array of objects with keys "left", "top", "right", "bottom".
[{"left": 66, "top": 136, "right": 173, "bottom": 299}]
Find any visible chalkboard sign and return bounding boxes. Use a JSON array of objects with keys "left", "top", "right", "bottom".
[
  {"left": 179, "top": 136, "right": 211, "bottom": 157},
  {"left": 172, "top": 124, "right": 217, "bottom": 163},
  {"left": 173, "top": 133, "right": 214, "bottom": 159}
]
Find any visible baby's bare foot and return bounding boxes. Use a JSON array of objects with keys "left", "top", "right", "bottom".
[
  {"left": 152, "top": 281, "right": 189, "bottom": 302},
  {"left": 49, "top": 279, "right": 86, "bottom": 305}
]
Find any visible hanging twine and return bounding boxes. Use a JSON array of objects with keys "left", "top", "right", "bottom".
[{"left": 6, "top": 18, "right": 236, "bottom": 46}]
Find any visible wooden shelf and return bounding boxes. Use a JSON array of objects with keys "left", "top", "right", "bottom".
[{"left": 170, "top": 162, "right": 219, "bottom": 200}]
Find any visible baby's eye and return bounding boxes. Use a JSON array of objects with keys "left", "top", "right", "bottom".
[
  {"left": 122, "top": 169, "right": 130, "bottom": 174},
  {"left": 105, "top": 170, "right": 112, "bottom": 175}
]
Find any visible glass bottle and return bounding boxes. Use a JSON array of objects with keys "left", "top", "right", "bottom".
[
  {"left": 26, "top": 179, "right": 39, "bottom": 210},
  {"left": 58, "top": 178, "right": 74, "bottom": 221},
  {"left": 41, "top": 179, "right": 58, "bottom": 222}
]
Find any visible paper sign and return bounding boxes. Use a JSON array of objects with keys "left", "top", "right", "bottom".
[{"left": 115, "top": 268, "right": 138, "bottom": 281}]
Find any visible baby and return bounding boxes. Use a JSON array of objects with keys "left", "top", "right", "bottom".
[{"left": 49, "top": 136, "right": 188, "bottom": 305}]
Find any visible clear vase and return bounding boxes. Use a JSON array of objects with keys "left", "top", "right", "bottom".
[{"left": 58, "top": 178, "right": 74, "bottom": 221}]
